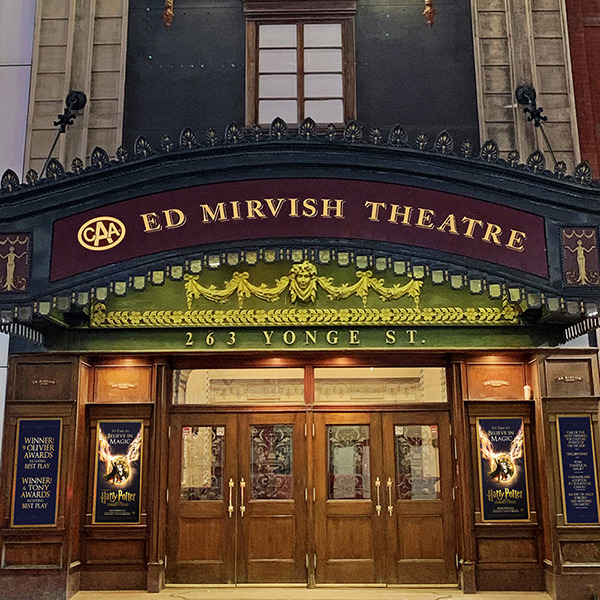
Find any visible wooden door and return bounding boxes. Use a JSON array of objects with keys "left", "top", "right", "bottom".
[
  {"left": 237, "top": 413, "right": 308, "bottom": 583},
  {"left": 382, "top": 410, "right": 456, "bottom": 584},
  {"left": 166, "top": 413, "right": 237, "bottom": 583},
  {"left": 313, "top": 412, "right": 386, "bottom": 583}
]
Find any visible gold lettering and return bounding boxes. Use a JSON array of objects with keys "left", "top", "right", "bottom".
[
  {"left": 302, "top": 198, "right": 318, "bottom": 217},
  {"left": 140, "top": 212, "right": 162, "bottom": 232},
  {"left": 262, "top": 330, "right": 274, "bottom": 346},
  {"left": 365, "top": 201, "right": 386, "bottom": 221},
  {"left": 506, "top": 229, "right": 527, "bottom": 252},
  {"left": 385, "top": 330, "right": 396, "bottom": 345},
  {"left": 321, "top": 199, "right": 345, "bottom": 219},
  {"left": 326, "top": 330, "right": 339, "bottom": 345},
  {"left": 283, "top": 330, "right": 296, "bottom": 345},
  {"left": 349, "top": 330, "right": 360, "bottom": 345},
  {"left": 483, "top": 222, "right": 503, "bottom": 245},
  {"left": 305, "top": 330, "right": 317, "bottom": 345},
  {"left": 264, "top": 198, "right": 286, "bottom": 218},
  {"left": 437, "top": 213, "right": 459, "bottom": 235},
  {"left": 389, "top": 204, "right": 413, "bottom": 225},
  {"left": 230, "top": 201, "right": 242, "bottom": 220},
  {"left": 246, "top": 200, "right": 266, "bottom": 219},
  {"left": 201, "top": 203, "right": 228, "bottom": 223},
  {"left": 416, "top": 208, "right": 435, "bottom": 229},
  {"left": 289, "top": 198, "right": 300, "bottom": 217},
  {"left": 163, "top": 209, "right": 186, "bottom": 229},
  {"left": 462, "top": 216, "right": 484, "bottom": 238},
  {"left": 406, "top": 330, "right": 417, "bottom": 344}
]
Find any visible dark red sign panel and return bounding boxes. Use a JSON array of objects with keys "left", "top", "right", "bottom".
[{"left": 50, "top": 179, "right": 548, "bottom": 280}]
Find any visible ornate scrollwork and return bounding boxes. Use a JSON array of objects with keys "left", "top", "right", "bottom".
[
  {"left": 459, "top": 140, "right": 473, "bottom": 158},
  {"left": 71, "top": 158, "right": 84, "bottom": 174},
  {"left": 160, "top": 135, "right": 174, "bottom": 153},
  {"left": 434, "top": 130, "right": 453, "bottom": 154},
  {"left": 90, "top": 146, "right": 110, "bottom": 169},
  {"left": 573, "top": 161, "right": 592, "bottom": 185},
  {"left": 46, "top": 158, "right": 65, "bottom": 180},
  {"left": 526, "top": 149, "right": 545, "bottom": 173},
  {"left": 206, "top": 129, "right": 218, "bottom": 146},
  {"left": 183, "top": 260, "right": 423, "bottom": 309},
  {"left": 415, "top": 133, "right": 428, "bottom": 150},
  {"left": 326, "top": 123, "right": 337, "bottom": 141},
  {"left": 270, "top": 118, "right": 288, "bottom": 140},
  {"left": 554, "top": 160, "right": 567, "bottom": 179},
  {"left": 1, "top": 169, "right": 20, "bottom": 192},
  {"left": 179, "top": 127, "right": 198, "bottom": 149},
  {"left": 251, "top": 125, "right": 262, "bottom": 142},
  {"left": 299, "top": 118, "right": 317, "bottom": 141},
  {"left": 344, "top": 120, "right": 363, "bottom": 143},
  {"left": 480, "top": 139, "right": 499, "bottom": 163},
  {"left": 91, "top": 301, "right": 521, "bottom": 329},
  {"left": 134, "top": 136, "right": 153, "bottom": 157}
]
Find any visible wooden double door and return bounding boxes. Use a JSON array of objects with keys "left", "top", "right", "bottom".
[{"left": 166, "top": 409, "right": 456, "bottom": 585}]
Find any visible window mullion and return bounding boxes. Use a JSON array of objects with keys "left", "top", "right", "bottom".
[{"left": 297, "top": 23, "right": 304, "bottom": 123}]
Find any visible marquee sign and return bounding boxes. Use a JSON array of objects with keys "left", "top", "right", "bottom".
[{"left": 50, "top": 179, "right": 548, "bottom": 281}]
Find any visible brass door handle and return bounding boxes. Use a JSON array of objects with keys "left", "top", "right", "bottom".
[
  {"left": 228, "top": 478, "right": 234, "bottom": 517},
  {"left": 240, "top": 477, "right": 246, "bottom": 517},
  {"left": 375, "top": 477, "right": 382, "bottom": 516},
  {"left": 387, "top": 477, "right": 394, "bottom": 516}
]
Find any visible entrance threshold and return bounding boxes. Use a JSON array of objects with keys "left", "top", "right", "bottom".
[{"left": 72, "top": 587, "right": 553, "bottom": 600}]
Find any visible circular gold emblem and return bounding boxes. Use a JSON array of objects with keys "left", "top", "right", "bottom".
[{"left": 77, "top": 216, "right": 126, "bottom": 251}]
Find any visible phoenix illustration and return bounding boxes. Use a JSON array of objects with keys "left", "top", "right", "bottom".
[
  {"left": 98, "top": 429, "right": 142, "bottom": 486},
  {"left": 479, "top": 425, "right": 524, "bottom": 483}
]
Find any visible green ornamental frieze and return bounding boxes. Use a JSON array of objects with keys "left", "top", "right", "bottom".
[{"left": 89, "top": 260, "right": 522, "bottom": 329}]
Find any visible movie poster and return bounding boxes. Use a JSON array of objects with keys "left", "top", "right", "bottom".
[
  {"left": 12, "top": 419, "right": 62, "bottom": 527},
  {"left": 557, "top": 415, "right": 600, "bottom": 524},
  {"left": 93, "top": 421, "right": 143, "bottom": 524},
  {"left": 478, "top": 417, "right": 530, "bottom": 521}
]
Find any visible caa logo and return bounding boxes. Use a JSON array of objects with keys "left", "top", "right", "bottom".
[{"left": 77, "top": 217, "right": 126, "bottom": 251}]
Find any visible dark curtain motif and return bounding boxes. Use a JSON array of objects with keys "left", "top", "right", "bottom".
[
  {"left": 251, "top": 424, "right": 294, "bottom": 499},
  {"left": 181, "top": 426, "right": 224, "bottom": 501},
  {"left": 327, "top": 425, "right": 371, "bottom": 500}
]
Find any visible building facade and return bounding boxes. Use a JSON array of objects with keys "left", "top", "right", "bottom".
[{"left": 1, "top": 2, "right": 600, "bottom": 600}]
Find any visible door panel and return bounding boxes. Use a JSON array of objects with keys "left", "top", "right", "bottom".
[
  {"left": 314, "top": 413, "right": 386, "bottom": 583},
  {"left": 166, "top": 414, "right": 237, "bottom": 583},
  {"left": 238, "top": 413, "right": 307, "bottom": 582},
  {"left": 383, "top": 411, "right": 456, "bottom": 584}
]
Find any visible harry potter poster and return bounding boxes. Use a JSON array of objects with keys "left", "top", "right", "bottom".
[
  {"left": 93, "top": 421, "right": 143, "bottom": 524},
  {"left": 12, "top": 419, "right": 61, "bottom": 527},
  {"left": 478, "top": 417, "right": 530, "bottom": 521}
]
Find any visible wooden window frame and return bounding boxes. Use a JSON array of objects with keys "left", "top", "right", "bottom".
[{"left": 244, "top": 0, "right": 357, "bottom": 127}]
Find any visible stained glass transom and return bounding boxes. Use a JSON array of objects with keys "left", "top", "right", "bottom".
[
  {"left": 327, "top": 425, "right": 371, "bottom": 499},
  {"left": 251, "top": 424, "right": 294, "bottom": 499},
  {"left": 180, "top": 426, "right": 225, "bottom": 501},
  {"left": 395, "top": 425, "right": 440, "bottom": 500}
]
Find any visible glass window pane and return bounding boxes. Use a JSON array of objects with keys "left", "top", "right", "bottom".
[
  {"left": 259, "top": 24, "right": 297, "bottom": 48},
  {"left": 259, "top": 49, "right": 297, "bottom": 73},
  {"left": 304, "top": 48, "right": 342, "bottom": 72},
  {"left": 181, "top": 426, "right": 225, "bottom": 500},
  {"left": 395, "top": 425, "right": 440, "bottom": 500},
  {"left": 305, "top": 99, "right": 343, "bottom": 124},
  {"left": 314, "top": 367, "right": 447, "bottom": 403},
  {"left": 259, "top": 99, "right": 297, "bottom": 124},
  {"left": 304, "top": 24, "right": 342, "bottom": 47},
  {"left": 327, "top": 425, "right": 371, "bottom": 499},
  {"left": 259, "top": 74, "right": 297, "bottom": 99},
  {"left": 251, "top": 424, "right": 293, "bottom": 499},
  {"left": 305, "top": 74, "right": 343, "bottom": 98},
  {"left": 173, "top": 368, "right": 304, "bottom": 404}
]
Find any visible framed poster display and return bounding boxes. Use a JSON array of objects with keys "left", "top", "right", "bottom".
[
  {"left": 477, "top": 417, "right": 530, "bottom": 521},
  {"left": 11, "top": 418, "right": 62, "bottom": 527},
  {"left": 92, "top": 420, "right": 143, "bottom": 524},
  {"left": 556, "top": 415, "right": 600, "bottom": 524}
]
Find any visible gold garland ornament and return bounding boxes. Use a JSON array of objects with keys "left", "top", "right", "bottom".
[
  {"left": 184, "top": 260, "right": 423, "bottom": 309},
  {"left": 163, "top": 0, "right": 174, "bottom": 29},
  {"left": 424, "top": 0, "right": 436, "bottom": 27}
]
